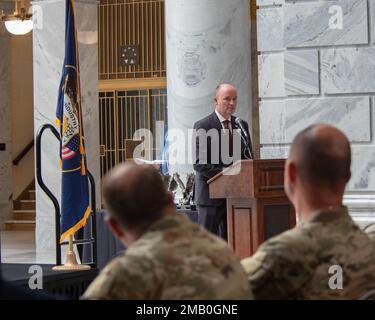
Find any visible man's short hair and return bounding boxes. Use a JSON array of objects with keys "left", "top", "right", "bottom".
[
  {"left": 215, "top": 83, "right": 235, "bottom": 98},
  {"left": 102, "top": 163, "right": 170, "bottom": 228},
  {"left": 290, "top": 124, "right": 351, "bottom": 188}
]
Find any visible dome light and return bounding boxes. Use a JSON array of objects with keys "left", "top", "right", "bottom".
[{"left": 1, "top": 1, "right": 33, "bottom": 36}]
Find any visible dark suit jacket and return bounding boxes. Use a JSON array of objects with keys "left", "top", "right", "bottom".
[{"left": 193, "top": 112, "right": 253, "bottom": 206}]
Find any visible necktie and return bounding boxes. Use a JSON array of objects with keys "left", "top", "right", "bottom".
[{"left": 223, "top": 120, "right": 233, "bottom": 157}]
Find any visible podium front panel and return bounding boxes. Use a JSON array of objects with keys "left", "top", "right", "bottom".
[
  {"left": 227, "top": 198, "right": 255, "bottom": 259},
  {"left": 227, "top": 198, "right": 295, "bottom": 259},
  {"left": 208, "top": 159, "right": 296, "bottom": 258},
  {"left": 263, "top": 204, "right": 290, "bottom": 240}
]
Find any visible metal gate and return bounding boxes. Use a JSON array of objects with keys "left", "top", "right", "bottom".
[{"left": 99, "top": 88, "right": 167, "bottom": 177}]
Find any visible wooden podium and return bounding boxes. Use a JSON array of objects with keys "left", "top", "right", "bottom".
[{"left": 208, "top": 159, "right": 296, "bottom": 259}]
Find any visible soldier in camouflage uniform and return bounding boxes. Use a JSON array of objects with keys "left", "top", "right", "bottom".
[
  {"left": 82, "top": 163, "right": 252, "bottom": 300},
  {"left": 241, "top": 124, "right": 375, "bottom": 299}
]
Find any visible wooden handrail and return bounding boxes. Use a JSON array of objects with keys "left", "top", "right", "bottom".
[{"left": 13, "top": 139, "right": 34, "bottom": 165}]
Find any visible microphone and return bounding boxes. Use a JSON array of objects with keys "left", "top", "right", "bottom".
[
  {"left": 235, "top": 117, "right": 249, "bottom": 142},
  {"left": 234, "top": 117, "right": 253, "bottom": 159}
]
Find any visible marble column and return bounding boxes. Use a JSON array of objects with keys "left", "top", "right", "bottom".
[
  {"left": 33, "top": 0, "right": 100, "bottom": 262},
  {"left": 165, "top": 0, "right": 251, "bottom": 178},
  {"left": 0, "top": 2, "right": 13, "bottom": 230}
]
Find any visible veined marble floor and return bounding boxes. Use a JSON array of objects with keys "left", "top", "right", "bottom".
[
  {"left": 1, "top": 231, "right": 36, "bottom": 263},
  {"left": 0, "top": 231, "right": 81, "bottom": 264},
  {"left": 0, "top": 231, "right": 55, "bottom": 264}
]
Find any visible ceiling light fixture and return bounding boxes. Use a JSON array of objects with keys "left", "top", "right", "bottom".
[{"left": 1, "top": 1, "right": 33, "bottom": 36}]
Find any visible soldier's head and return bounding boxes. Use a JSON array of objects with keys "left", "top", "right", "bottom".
[
  {"left": 215, "top": 83, "right": 238, "bottom": 120},
  {"left": 102, "top": 163, "right": 174, "bottom": 245},
  {"left": 284, "top": 124, "right": 351, "bottom": 220}
]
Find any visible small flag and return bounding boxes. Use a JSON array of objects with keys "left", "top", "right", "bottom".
[{"left": 55, "top": 0, "right": 90, "bottom": 243}]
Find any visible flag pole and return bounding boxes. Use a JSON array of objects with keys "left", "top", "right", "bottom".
[
  {"left": 53, "top": 0, "right": 91, "bottom": 272},
  {"left": 53, "top": 235, "right": 91, "bottom": 271}
]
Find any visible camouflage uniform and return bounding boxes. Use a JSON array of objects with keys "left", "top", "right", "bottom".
[
  {"left": 82, "top": 213, "right": 252, "bottom": 300},
  {"left": 241, "top": 206, "right": 375, "bottom": 299}
]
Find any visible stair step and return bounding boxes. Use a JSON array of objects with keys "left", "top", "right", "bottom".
[
  {"left": 18, "top": 200, "right": 36, "bottom": 210},
  {"left": 20, "top": 200, "right": 36, "bottom": 209},
  {"left": 5, "top": 220, "right": 35, "bottom": 231},
  {"left": 13, "top": 210, "right": 36, "bottom": 220},
  {"left": 28, "top": 190, "right": 35, "bottom": 200}
]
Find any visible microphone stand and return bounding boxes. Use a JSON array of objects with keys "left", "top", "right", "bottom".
[
  {"left": 234, "top": 123, "right": 253, "bottom": 160},
  {"left": 242, "top": 135, "right": 253, "bottom": 160}
]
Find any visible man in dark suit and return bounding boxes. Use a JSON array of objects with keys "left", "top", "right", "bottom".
[{"left": 193, "top": 83, "right": 253, "bottom": 239}]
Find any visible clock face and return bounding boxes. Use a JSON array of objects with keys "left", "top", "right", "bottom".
[{"left": 120, "top": 45, "right": 140, "bottom": 66}]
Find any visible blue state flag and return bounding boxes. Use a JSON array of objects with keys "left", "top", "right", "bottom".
[{"left": 55, "top": 0, "right": 90, "bottom": 243}]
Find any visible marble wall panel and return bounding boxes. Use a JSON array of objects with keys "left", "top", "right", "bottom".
[
  {"left": 259, "top": 100, "right": 286, "bottom": 144},
  {"left": 322, "top": 48, "right": 375, "bottom": 94},
  {"left": 260, "top": 97, "right": 371, "bottom": 145},
  {"left": 259, "top": 51, "right": 320, "bottom": 98},
  {"left": 258, "top": 53, "right": 285, "bottom": 98},
  {"left": 285, "top": 50, "right": 319, "bottom": 96},
  {"left": 257, "top": 7, "right": 284, "bottom": 52},
  {"left": 284, "top": 0, "right": 368, "bottom": 48},
  {"left": 257, "top": 0, "right": 284, "bottom": 6},
  {"left": 370, "top": 0, "right": 375, "bottom": 44},
  {"left": 349, "top": 145, "right": 375, "bottom": 191}
]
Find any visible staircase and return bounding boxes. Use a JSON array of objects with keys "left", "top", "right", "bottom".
[{"left": 5, "top": 182, "right": 36, "bottom": 231}]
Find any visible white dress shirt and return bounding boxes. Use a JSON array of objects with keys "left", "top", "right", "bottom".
[{"left": 215, "top": 109, "right": 232, "bottom": 132}]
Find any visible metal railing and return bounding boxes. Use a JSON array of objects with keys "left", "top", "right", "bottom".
[
  {"left": 36, "top": 123, "right": 97, "bottom": 267},
  {"left": 13, "top": 139, "right": 34, "bottom": 165}
]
